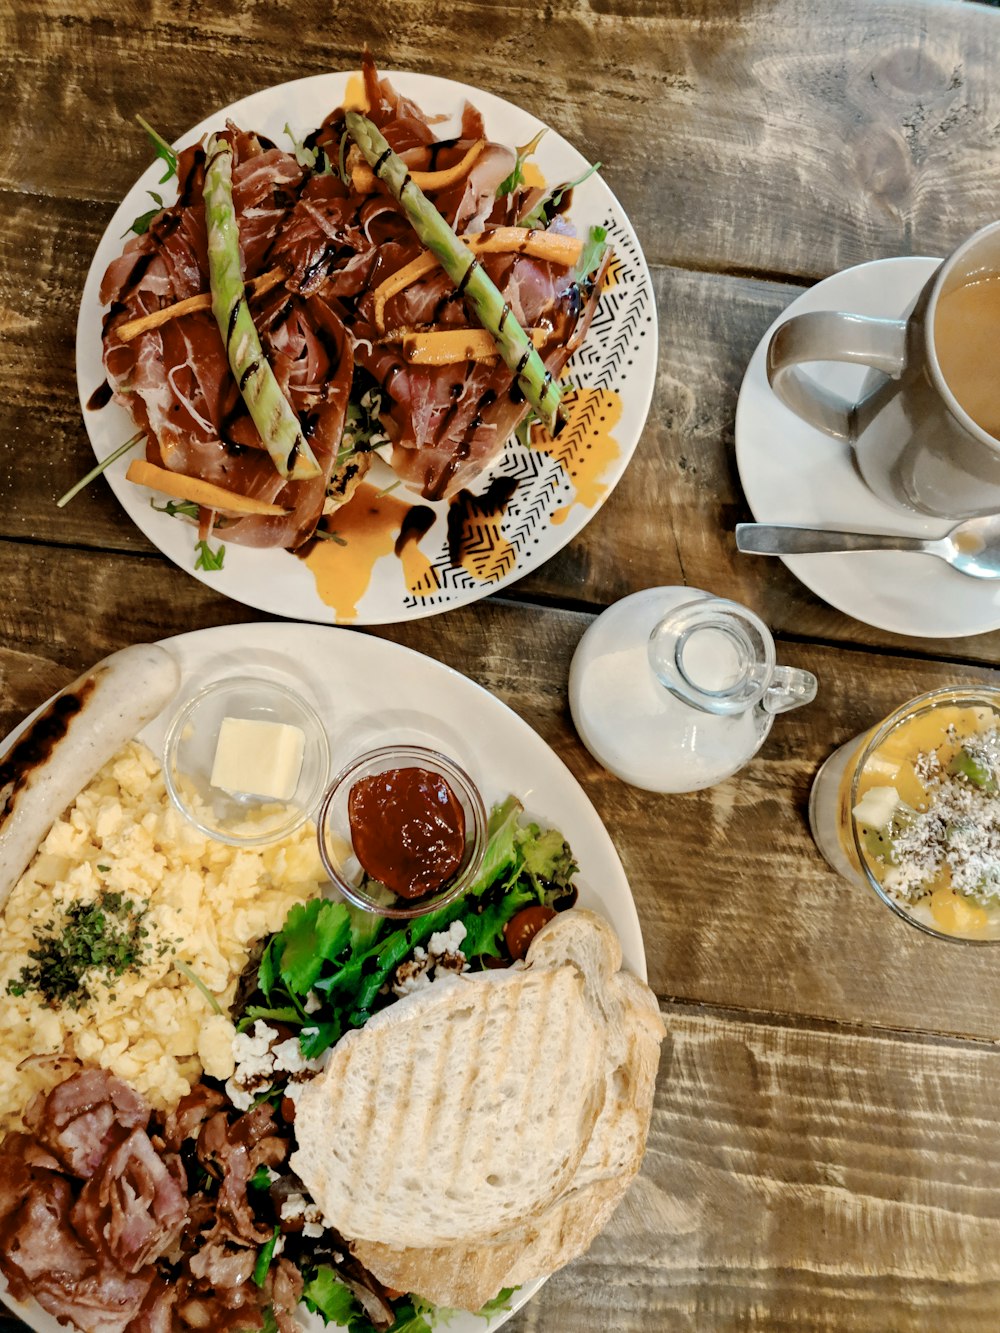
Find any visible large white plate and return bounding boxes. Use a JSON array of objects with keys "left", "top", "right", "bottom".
[
  {"left": 1, "top": 623, "right": 644, "bottom": 1333},
  {"left": 76, "top": 72, "right": 657, "bottom": 626},
  {"left": 735, "top": 255, "right": 1000, "bottom": 639}
]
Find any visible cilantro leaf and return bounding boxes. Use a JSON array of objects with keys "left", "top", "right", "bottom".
[
  {"left": 194, "top": 539, "right": 225, "bottom": 571},
  {"left": 277, "top": 899, "right": 352, "bottom": 995}
]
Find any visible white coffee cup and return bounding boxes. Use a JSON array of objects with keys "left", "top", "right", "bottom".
[{"left": 767, "top": 220, "right": 1000, "bottom": 519}]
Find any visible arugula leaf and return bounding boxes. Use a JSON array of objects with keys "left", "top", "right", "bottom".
[
  {"left": 252, "top": 1227, "right": 280, "bottom": 1287},
  {"left": 194, "top": 539, "right": 225, "bottom": 571},
  {"left": 519, "top": 161, "right": 602, "bottom": 229},
  {"left": 127, "top": 191, "right": 166, "bottom": 237},
  {"left": 574, "top": 224, "right": 609, "bottom": 283},
  {"left": 301, "top": 1265, "right": 358, "bottom": 1323},
  {"left": 151, "top": 496, "right": 200, "bottom": 520},
  {"left": 496, "top": 127, "right": 546, "bottom": 198},
  {"left": 136, "top": 114, "right": 178, "bottom": 183}
]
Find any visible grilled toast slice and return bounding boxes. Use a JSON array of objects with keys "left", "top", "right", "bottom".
[
  {"left": 291, "top": 958, "right": 605, "bottom": 1248},
  {"left": 349, "top": 910, "right": 666, "bottom": 1309}
]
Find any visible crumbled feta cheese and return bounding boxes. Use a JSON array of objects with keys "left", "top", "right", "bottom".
[
  {"left": 391, "top": 921, "right": 469, "bottom": 998},
  {"left": 303, "top": 990, "right": 322, "bottom": 1014},
  {"left": 428, "top": 919, "right": 467, "bottom": 956},
  {"left": 280, "top": 1192, "right": 307, "bottom": 1222}
]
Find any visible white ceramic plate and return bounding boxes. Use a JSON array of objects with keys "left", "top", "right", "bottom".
[
  {"left": 0, "top": 623, "right": 645, "bottom": 1333},
  {"left": 736, "top": 255, "right": 1000, "bottom": 638},
  {"left": 76, "top": 72, "right": 657, "bottom": 626}
]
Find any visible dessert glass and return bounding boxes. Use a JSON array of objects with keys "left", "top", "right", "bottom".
[{"left": 809, "top": 685, "right": 1000, "bottom": 942}]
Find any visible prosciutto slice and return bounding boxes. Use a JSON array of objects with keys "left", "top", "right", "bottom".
[
  {"left": 102, "top": 129, "right": 352, "bottom": 550},
  {"left": 99, "top": 53, "right": 610, "bottom": 541}
]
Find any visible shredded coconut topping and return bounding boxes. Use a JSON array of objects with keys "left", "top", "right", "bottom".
[{"left": 868, "top": 725, "right": 1000, "bottom": 904}]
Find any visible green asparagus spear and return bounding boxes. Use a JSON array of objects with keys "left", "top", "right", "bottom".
[
  {"left": 203, "top": 134, "right": 321, "bottom": 481},
  {"left": 344, "top": 112, "right": 565, "bottom": 434}
]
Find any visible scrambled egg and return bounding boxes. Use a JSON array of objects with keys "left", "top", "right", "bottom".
[{"left": 0, "top": 741, "right": 325, "bottom": 1135}]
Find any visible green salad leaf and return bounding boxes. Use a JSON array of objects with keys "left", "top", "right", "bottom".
[
  {"left": 495, "top": 128, "right": 546, "bottom": 198},
  {"left": 241, "top": 796, "right": 577, "bottom": 1064},
  {"left": 519, "top": 161, "right": 601, "bottom": 229}
]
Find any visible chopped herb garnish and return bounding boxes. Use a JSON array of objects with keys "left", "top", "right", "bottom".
[
  {"left": 97, "top": 864, "right": 111, "bottom": 873},
  {"left": 6, "top": 890, "right": 152, "bottom": 1009},
  {"left": 194, "top": 539, "right": 226, "bottom": 571}
]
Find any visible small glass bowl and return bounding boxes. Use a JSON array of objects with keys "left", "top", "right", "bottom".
[
  {"left": 164, "top": 676, "right": 331, "bottom": 847},
  {"left": 318, "top": 744, "right": 487, "bottom": 918}
]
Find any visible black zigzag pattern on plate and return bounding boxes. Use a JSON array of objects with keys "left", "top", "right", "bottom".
[
  {"left": 401, "top": 214, "right": 652, "bottom": 610},
  {"left": 564, "top": 214, "right": 650, "bottom": 391}
]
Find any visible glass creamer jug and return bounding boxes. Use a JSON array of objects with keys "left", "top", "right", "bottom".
[{"left": 568, "top": 587, "right": 818, "bottom": 792}]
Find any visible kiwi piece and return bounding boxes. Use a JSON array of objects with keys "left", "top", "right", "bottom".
[{"left": 948, "top": 748, "right": 998, "bottom": 793}]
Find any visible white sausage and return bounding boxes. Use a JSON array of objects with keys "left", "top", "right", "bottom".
[{"left": 0, "top": 643, "right": 181, "bottom": 907}]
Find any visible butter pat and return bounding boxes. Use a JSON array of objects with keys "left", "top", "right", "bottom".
[{"left": 210, "top": 717, "right": 305, "bottom": 801}]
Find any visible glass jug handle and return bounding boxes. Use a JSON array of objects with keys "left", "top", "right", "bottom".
[{"left": 761, "top": 664, "right": 818, "bottom": 715}]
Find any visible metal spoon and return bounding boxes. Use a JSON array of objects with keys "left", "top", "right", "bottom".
[{"left": 735, "top": 514, "right": 1000, "bottom": 580}]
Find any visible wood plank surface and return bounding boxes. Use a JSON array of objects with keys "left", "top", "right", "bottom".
[
  {"left": 5, "top": 540, "right": 1000, "bottom": 1045},
  {"left": 9, "top": 213, "right": 1000, "bottom": 666},
  {"left": 4, "top": 1, "right": 1000, "bottom": 1330},
  {"left": 511, "top": 1007, "right": 1000, "bottom": 1332},
  {"left": 4, "top": 0, "right": 1000, "bottom": 278}
]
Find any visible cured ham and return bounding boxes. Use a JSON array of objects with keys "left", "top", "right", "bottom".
[
  {"left": 99, "top": 54, "right": 610, "bottom": 544},
  {"left": 0, "top": 1068, "right": 304, "bottom": 1332}
]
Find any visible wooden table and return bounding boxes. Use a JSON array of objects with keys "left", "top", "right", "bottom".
[{"left": 4, "top": 1, "right": 1000, "bottom": 1329}]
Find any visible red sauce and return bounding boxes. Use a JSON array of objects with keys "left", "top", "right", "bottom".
[{"left": 348, "top": 767, "right": 466, "bottom": 899}]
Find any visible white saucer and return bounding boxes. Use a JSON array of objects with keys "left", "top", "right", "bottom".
[{"left": 735, "top": 255, "right": 1000, "bottom": 639}]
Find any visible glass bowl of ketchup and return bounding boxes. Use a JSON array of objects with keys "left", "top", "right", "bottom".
[{"left": 317, "top": 745, "right": 488, "bottom": 918}]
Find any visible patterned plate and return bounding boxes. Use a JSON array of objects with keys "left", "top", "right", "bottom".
[{"left": 76, "top": 72, "right": 657, "bottom": 625}]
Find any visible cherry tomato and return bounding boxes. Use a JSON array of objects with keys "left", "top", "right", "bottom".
[{"left": 504, "top": 905, "right": 557, "bottom": 960}]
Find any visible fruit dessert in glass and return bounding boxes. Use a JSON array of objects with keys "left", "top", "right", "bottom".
[{"left": 809, "top": 686, "right": 1000, "bottom": 941}]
